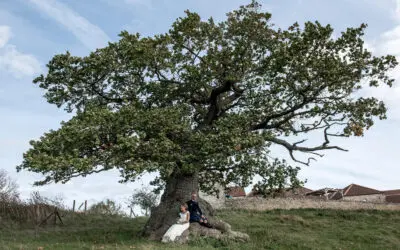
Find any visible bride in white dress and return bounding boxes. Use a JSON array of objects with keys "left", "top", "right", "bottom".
[{"left": 162, "top": 203, "right": 190, "bottom": 243}]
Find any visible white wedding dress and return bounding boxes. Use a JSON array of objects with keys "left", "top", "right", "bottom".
[{"left": 161, "top": 211, "right": 190, "bottom": 243}]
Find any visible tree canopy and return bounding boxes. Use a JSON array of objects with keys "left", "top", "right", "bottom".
[
  {"left": 18, "top": 1, "right": 397, "bottom": 194},
  {"left": 128, "top": 187, "right": 159, "bottom": 216}
]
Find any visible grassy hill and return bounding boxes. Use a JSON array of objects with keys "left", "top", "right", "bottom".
[{"left": 1, "top": 209, "right": 400, "bottom": 250}]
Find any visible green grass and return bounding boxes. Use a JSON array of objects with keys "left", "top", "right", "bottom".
[{"left": 1, "top": 209, "right": 400, "bottom": 250}]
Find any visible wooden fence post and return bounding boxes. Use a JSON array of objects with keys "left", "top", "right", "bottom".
[
  {"left": 54, "top": 208, "right": 57, "bottom": 225},
  {"left": 72, "top": 200, "right": 76, "bottom": 212},
  {"left": 84, "top": 200, "right": 87, "bottom": 214},
  {"left": 78, "top": 202, "right": 84, "bottom": 210}
]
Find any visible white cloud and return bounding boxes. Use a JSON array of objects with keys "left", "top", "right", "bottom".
[
  {"left": 0, "top": 25, "right": 41, "bottom": 78},
  {"left": 0, "top": 45, "right": 42, "bottom": 78},
  {"left": 363, "top": 41, "right": 375, "bottom": 53},
  {"left": 28, "top": 0, "right": 111, "bottom": 50},
  {"left": 0, "top": 25, "right": 11, "bottom": 48},
  {"left": 394, "top": 0, "right": 400, "bottom": 21}
]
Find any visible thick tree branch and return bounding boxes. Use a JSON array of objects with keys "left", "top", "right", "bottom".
[
  {"left": 67, "top": 168, "right": 110, "bottom": 180},
  {"left": 251, "top": 83, "right": 329, "bottom": 131},
  {"left": 203, "top": 80, "right": 243, "bottom": 125},
  {"left": 266, "top": 123, "right": 348, "bottom": 166}
]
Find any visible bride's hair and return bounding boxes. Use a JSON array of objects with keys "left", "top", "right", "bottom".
[{"left": 180, "top": 203, "right": 188, "bottom": 210}]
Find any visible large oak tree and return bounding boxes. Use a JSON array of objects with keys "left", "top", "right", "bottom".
[{"left": 18, "top": 1, "right": 397, "bottom": 240}]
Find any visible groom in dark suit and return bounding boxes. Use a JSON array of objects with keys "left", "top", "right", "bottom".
[{"left": 186, "top": 191, "right": 213, "bottom": 228}]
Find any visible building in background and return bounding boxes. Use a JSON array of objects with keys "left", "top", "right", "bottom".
[
  {"left": 339, "top": 184, "right": 385, "bottom": 203},
  {"left": 225, "top": 186, "right": 246, "bottom": 198},
  {"left": 248, "top": 187, "right": 313, "bottom": 198},
  {"left": 307, "top": 184, "right": 386, "bottom": 203},
  {"left": 383, "top": 189, "right": 400, "bottom": 204}
]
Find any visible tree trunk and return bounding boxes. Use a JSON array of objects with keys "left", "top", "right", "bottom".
[
  {"left": 143, "top": 169, "right": 249, "bottom": 242},
  {"left": 143, "top": 170, "right": 214, "bottom": 240}
]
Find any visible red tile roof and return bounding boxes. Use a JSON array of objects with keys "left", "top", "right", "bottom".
[
  {"left": 342, "top": 184, "right": 381, "bottom": 197},
  {"left": 226, "top": 186, "right": 246, "bottom": 197},
  {"left": 386, "top": 194, "right": 400, "bottom": 203},
  {"left": 383, "top": 189, "right": 400, "bottom": 196},
  {"left": 329, "top": 191, "right": 344, "bottom": 200}
]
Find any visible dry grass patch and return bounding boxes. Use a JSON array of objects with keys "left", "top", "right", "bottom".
[
  {"left": 225, "top": 197, "right": 400, "bottom": 211},
  {"left": 278, "top": 214, "right": 309, "bottom": 226}
]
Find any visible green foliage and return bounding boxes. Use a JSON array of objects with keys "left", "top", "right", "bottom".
[
  {"left": 18, "top": 1, "right": 397, "bottom": 192},
  {"left": 251, "top": 158, "right": 304, "bottom": 197},
  {"left": 88, "top": 199, "right": 125, "bottom": 216},
  {"left": 128, "top": 187, "right": 159, "bottom": 216}
]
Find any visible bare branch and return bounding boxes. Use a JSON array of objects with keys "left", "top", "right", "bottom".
[
  {"left": 293, "top": 139, "right": 307, "bottom": 146},
  {"left": 265, "top": 123, "right": 348, "bottom": 166},
  {"left": 306, "top": 151, "right": 324, "bottom": 157},
  {"left": 289, "top": 150, "right": 316, "bottom": 165}
]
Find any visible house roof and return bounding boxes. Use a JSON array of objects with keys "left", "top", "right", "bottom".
[
  {"left": 226, "top": 186, "right": 246, "bottom": 197},
  {"left": 342, "top": 184, "right": 381, "bottom": 197},
  {"left": 282, "top": 187, "right": 313, "bottom": 197},
  {"left": 294, "top": 187, "right": 314, "bottom": 194},
  {"left": 386, "top": 194, "right": 400, "bottom": 203},
  {"left": 383, "top": 189, "right": 400, "bottom": 196},
  {"left": 329, "top": 191, "right": 344, "bottom": 200},
  {"left": 269, "top": 187, "right": 314, "bottom": 198},
  {"left": 306, "top": 188, "right": 339, "bottom": 196}
]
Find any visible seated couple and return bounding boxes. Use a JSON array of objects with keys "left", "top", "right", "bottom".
[{"left": 162, "top": 192, "right": 213, "bottom": 243}]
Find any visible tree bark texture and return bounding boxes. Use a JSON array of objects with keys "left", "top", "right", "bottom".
[
  {"left": 143, "top": 170, "right": 249, "bottom": 242},
  {"left": 143, "top": 170, "right": 215, "bottom": 240}
]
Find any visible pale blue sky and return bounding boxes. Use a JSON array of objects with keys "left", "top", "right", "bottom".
[{"left": 1, "top": 0, "right": 399, "bottom": 209}]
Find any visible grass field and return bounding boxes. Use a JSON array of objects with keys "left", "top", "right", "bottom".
[{"left": 1, "top": 209, "right": 400, "bottom": 250}]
